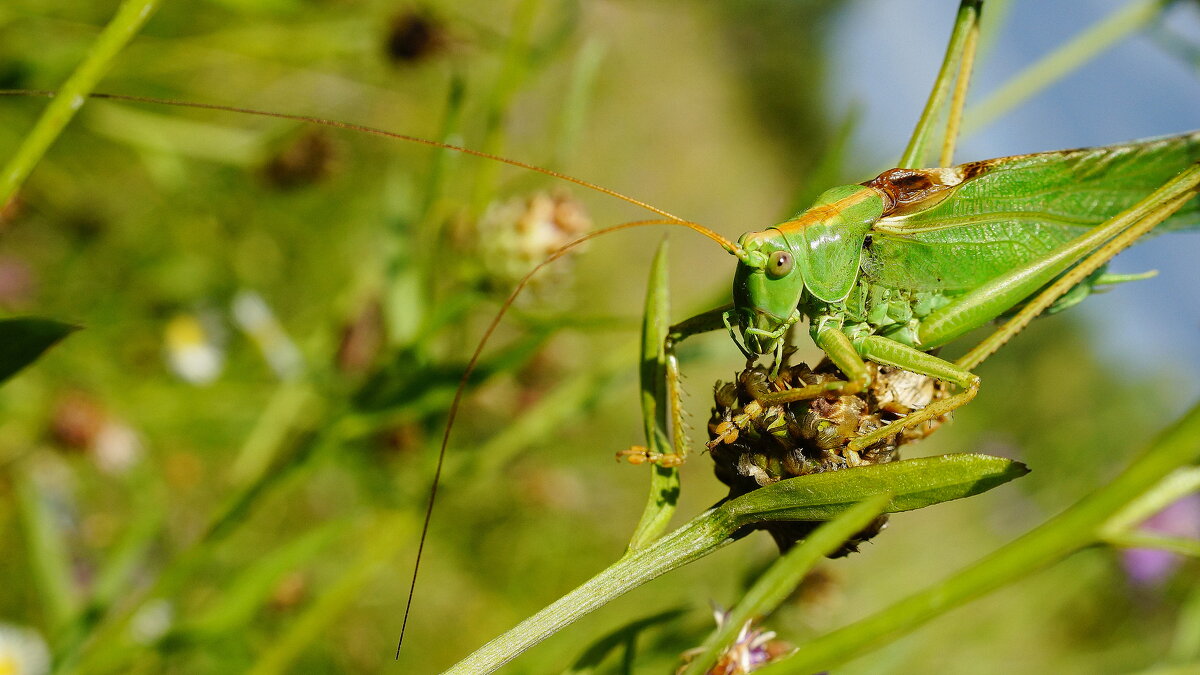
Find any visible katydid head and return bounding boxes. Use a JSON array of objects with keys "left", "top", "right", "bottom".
[
  {"left": 732, "top": 229, "right": 804, "bottom": 355},
  {"left": 730, "top": 185, "right": 888, "bottom": 355}
]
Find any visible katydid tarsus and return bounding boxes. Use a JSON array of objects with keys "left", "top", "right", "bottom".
[{"left": 5, "top": 0, "right": 1200, "bottom": 661}]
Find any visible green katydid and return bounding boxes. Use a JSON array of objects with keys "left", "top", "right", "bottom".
[{"left": 617, "top": 0, "right": 1200, "bottom": 468}]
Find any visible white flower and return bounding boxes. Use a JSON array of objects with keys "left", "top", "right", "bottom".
[
  {"left": 164, "top": 313, "right": 224, "bottom": 385},
  {"left": 0, "top": 623, "right": 49, "bottom": 675}
]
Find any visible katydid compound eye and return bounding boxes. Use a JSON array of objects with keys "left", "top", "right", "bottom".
[{"left": 767, "top": 250, "right": 793, "bottom": 279}]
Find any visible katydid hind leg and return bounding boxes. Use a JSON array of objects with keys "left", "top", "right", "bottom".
[
  {"left": 746, "top": 328, "right": 980, "bottom": 453},
  {"left": 667, "top": 307, "right": 735, "bottom": 463},
  {"left": 846, "top": 336, "right": 980, "bottom": 453},
  {"left": 898, "top": 0, "right": 984, "bottom": 170},
  {"left": 916, "top": 163, "right": 1200, "bottom": 367},
  {"left": 748, "top": 324, "right": 872, "bottom": 406}
]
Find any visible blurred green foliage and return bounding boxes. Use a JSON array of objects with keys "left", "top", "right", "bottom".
[{"left": 0, "top": 1, "right": 1197, "bottom": 673}]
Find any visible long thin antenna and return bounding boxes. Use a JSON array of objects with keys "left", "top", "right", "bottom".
[
  {"left": 0, "top": 88, "right": 740, "bottom": 658},
  {"left": 0, "top": 89, "right": 685, "bottom": 222},
  {"left": 395, "top": 217, "right": 735, "bottom": 658}
]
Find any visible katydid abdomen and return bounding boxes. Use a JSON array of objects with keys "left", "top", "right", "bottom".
[
  {"left": 863, "top": 130, "right": 1200, "bottom": 295},
  {"left": 833, "top": 131, "right": 1200, "bottom": 349}
]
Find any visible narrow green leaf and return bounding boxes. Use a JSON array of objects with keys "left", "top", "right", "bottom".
[
  {"left": 628, "top": 239, "right": 679, "bottom": 550},
  {"left": 0, "top": 0, "right": 161, "bottom": 205},
  {"left": 683, "top": 494, "right": 892, "bottom": 675},
  {"left": 724, "top": 454, "right": 1029, "bottom": 525},
  {"left": 0, "top": 317, "right": 77, "bottom": 384}
]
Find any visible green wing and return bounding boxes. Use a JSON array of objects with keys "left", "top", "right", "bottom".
[{"left": 862, "top": 131, "right": 1200, "bottom": 292}]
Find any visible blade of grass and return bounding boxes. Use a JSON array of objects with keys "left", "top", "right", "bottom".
[
  {"left": 179, "top": 520, "right": 345, "bottom": 637},
  {"left": 469, "top": 0, "right": 541, "bottom": 213},
  {"left": 14, "top": 463, "right": 79, "bottom": 635},
  {"left": 248, "top": 511, "right": 413, "bottom": 675},
  {"left": 52, "top": 424, "right": 332, "bottom": 674},
  {"left": 86, "top": 464, "right": 166, "bottom": 611},
  {"left": 0, "top": 0, "right": 161, "bottom": 206},
  {"left": 553, "top": 39, "right": 605, "bottom": 167}
]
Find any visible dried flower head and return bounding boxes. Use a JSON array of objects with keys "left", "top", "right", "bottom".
[
  {"left": 263, "top": 130, "right": 338, "bottom": 189},
  {"left": 384, "top": 9, "right": 450, "bottom": 65},
  {"left": 476, "top": 191, "right": 591, "bottom": 292},
  {"left": 708, "top": 357, "right": 949, "bottom": 555}
]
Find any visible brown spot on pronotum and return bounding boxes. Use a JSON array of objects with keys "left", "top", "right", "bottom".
[
  {"left": 958, "top": 159, "right": 994, "bottom": 182},
  {"left": 864, "top": 164, "right": 982, "bottom": 217}
]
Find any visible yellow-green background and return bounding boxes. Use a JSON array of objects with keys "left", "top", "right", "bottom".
[{"left": 1, "top": 1, "right": 1198, "bottom": 673}]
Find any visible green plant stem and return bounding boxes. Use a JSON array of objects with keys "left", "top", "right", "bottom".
[
  {"left": 758, "top": 401, "right": 1200, "bottom": 675},
  {"left": 0, "top": 0, "right": 160, "bottom": 206},
  {"left": 1102, "top": 466, "right": 1200, "bottom": 537},
  {"left": 443, "top": 507, "right": 736, "bottom": 674}
]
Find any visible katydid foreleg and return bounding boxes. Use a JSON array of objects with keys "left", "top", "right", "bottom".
[
  {"left": 617, "top": 305, "right": 730, "bottom": 466},
  {"left": 746, "top": 323, "right": 870, "bottom": 405}
]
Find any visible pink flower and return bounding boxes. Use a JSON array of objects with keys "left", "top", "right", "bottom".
[{"left": 1121, "top": 494, "right": 1200, "bottom": 585}]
